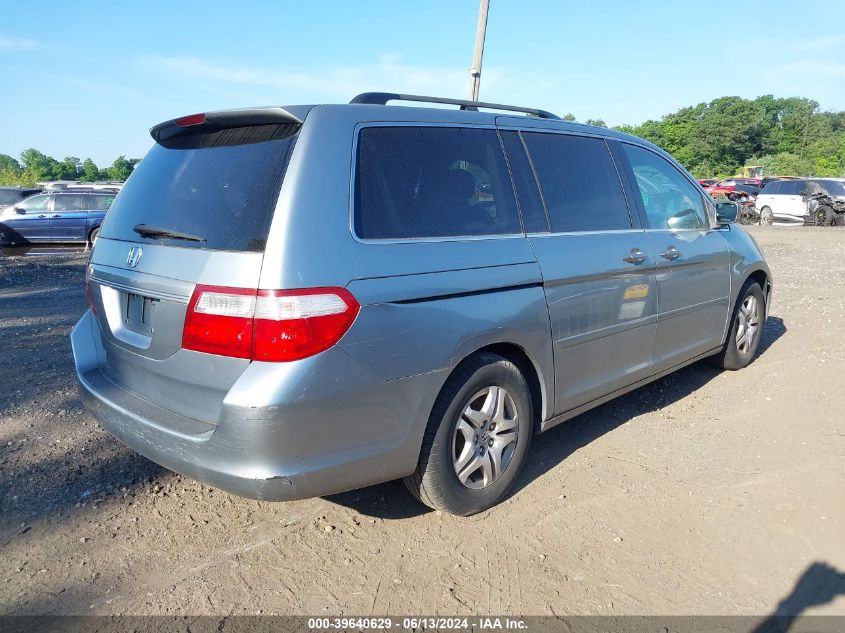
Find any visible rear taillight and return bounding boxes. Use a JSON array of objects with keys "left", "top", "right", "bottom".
[
  {"left": 85, "top": 265, "right": 97, "bottom": 314},
  {"left": 182, "top": 286, "right": 359, "bottom": 362},
  {"left": 183, "top": 286, "right": 255, "bottom": 358}
]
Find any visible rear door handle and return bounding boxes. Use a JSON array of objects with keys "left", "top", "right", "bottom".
[
  {"left": 51, "top": 214, "right": 62, "bottom": 218},
  {"left": 38, "top": 214, "right": 48, "bottom": 218},
  {"left": 622, "top": 248, "right": 647, "bottom": 264},
  {"left": 661, "top": 246, "right": 682, "bottom": 260}
]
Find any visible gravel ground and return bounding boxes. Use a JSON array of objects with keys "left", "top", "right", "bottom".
[{"left": 0, "top": 227, "right": 843, "bottom": 617}]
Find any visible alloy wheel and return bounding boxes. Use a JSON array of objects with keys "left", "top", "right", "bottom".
[
  {"left": 735, "top": 294, "right": 760, "bottom": 355},
  {"left": 451, "top": 386, "right": 519, "bottom": 489}
]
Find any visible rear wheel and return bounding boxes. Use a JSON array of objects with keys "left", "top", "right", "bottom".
[
  {"left": 404, "top": 353, "right": 533, "bottom": 516},
  {"left": 88, "top": 227, "right": 100, "bottom": 246},
  {"left": 708, "top": 280, "right": 765, "bottom": 370},
  {"left": 759, "top": 206, "right": 773, "bottom": 226}
]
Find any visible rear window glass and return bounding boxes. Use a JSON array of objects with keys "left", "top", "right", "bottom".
[
  {"left": 354, "top": 126, "right": 520, "bottom": 239},
  {"left": 522, "top": 132, "right": 632, "bottom": 232},
  {"left": 99, "top": 133, "right": 296, "bottom": 252},
  {"left": 91, "top": 195, "right": 115, "bottom": 210}
]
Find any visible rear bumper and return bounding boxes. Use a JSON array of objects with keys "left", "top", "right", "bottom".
[{"left": 71, "top": 311, "right": 445, "bottom": 501}]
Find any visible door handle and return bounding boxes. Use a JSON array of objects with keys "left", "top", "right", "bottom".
[
  {"left": 38, "top": 214, "right": 48, "bottom": 218},
  {"left": 51, "top": 214, "right": 62, "bottom": 218},
  {"left": 660, "top": 246, "right": 682, "bottom": 260},
  {"left": 622, "top": 248, "right": 647, "bottom": 264}
]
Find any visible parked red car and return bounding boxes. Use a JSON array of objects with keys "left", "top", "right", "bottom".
[{"left": 706, "top": 178, "right": 761, "bottom": 196}]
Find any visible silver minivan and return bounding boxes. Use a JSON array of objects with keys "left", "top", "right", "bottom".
[{"left": 71, "top": 93, "right": 772, "bottom": 515}]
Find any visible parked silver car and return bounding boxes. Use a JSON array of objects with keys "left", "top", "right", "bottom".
[{"left": 71, "top": 93, "right": 772, "bottom": 515}]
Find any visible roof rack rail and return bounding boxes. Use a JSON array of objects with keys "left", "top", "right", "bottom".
[{"left": 349, "top": 92, "right": 560, "bottom": 120}]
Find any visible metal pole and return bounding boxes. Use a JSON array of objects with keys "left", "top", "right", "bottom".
[{"left": 469, "top": 0, "right": 490, "bottom": 101}]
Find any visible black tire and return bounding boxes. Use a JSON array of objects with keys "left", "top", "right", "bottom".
[
  {"left": 404, "top": 353, "right": 533, "bottom": 516},
  {"left": 818, "top": 205, "right": 836, "bottom": 227},
  {"left": 707, "top": 279, "right": 765, "bottom": 371},
  {"left": 759, "top": 206, "right": 773, "bottom": 226},
  {"left": 88, "top": 227, "right": 100, "bottom": 246}
]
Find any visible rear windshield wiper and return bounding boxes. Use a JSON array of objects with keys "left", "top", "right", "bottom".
[{"left": 132, "top": 224, "right": 206, "bottom": 243}]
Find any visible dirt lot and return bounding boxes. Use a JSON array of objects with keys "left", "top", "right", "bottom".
[{"left": 1, "top": 227, "right": 843, "bottom": 618}]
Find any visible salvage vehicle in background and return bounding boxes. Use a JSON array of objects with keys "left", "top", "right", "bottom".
[
  {"left": 706, "top": 178, "right": 761, "bottom": 196},
  {"left": 0, "top": 186, "right": 41, "bottom": 211},
  {"left": 0, "top": 190, "right": 116, "bottom": 245},
  {"left": 756, "top": 178, "right": 845, "bottom": 226}
]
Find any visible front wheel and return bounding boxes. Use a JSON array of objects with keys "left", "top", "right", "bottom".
[
  {"left": 404, "top": 353, "right": 533, "bottom": 516},
  {"left": 88, "top": 227, "right": 100, "bottom": 247},
  {"left": 817, "top": 205, "right": 837, "bottom": 227},
  {"left": 759, "top": 206, "right": 774, "bottom": 226},
  {"left": 708, "top": 280, "right": 765, "bottom": 370}
]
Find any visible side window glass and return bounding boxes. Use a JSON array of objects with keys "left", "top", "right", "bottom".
[
  {"left": 93, "top": 195, "right": 115, "bottom": 210},
  {"left": 53, "top": 195, "right": 88, "bottom": 212},
  {"left": 18, "top": 195, "right": 50, "bottom": 212},
  {"left": 521, "top": 132, "right": 631, "bottom": 232},
  {"left": 499, "top": 130, "right": 549, "bottom": 233},
  {"left": 622, "top": 144, "right": 708, "bottom": 230},
  {"left": 354, "top": 126, "right": 520, "bottom": 239},
  {"left": 804, "top": 181, "right": 822, "bottom": 195}
]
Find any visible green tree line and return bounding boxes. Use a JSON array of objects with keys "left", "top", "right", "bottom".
[
  {"left": 0, "top": 150, "right": 140, "bottom": 186},
  {"left": 608, "top": 95, "right": 845, "bottom": 179}
]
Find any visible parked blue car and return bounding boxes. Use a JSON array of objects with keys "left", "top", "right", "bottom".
[{"left": 0, "top": 190, "right": 115, "bottom": 245}]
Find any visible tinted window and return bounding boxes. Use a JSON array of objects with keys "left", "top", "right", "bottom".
[
  {"left": 622, "top": 144, "right": 708, "bottom": 230},
  {"left": 816, "top": 180, "right": 845, "bottom": 196},
  {"left": 521, "top": 133, "right": 631, "bottom": 232},
  {"left": 734, "top": 184, "right": 760, "bottom": 195},
  {"left": 18, "top": 194, "right": 50, "bottom": 212},
  {"left": 53, "top": 195, "right": 88, "bottom": 211},
  {"left": 499, "top": 131, "right": 549, "bottom": 233},
  {"left": 781, "top": 181, "right": 803, "bottom": 195},
  {"left": 100, "top": 132, "right": 296, "bottom": 251},
  {"left": 354, "top": 126, "right": 520, "bottom": 239},
  {"left": 0, "top": 190, "right": 23, "bottom": 205},
  {"left": 91, "top": 194, "right": 115, "bottom": 210},
  {"left": 761, "top": 181, "right": 781, "bottom": 195}
]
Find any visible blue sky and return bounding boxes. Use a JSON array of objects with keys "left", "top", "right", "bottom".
[{"left": 2, "top": 0, "right": 844, "bottom": 165}]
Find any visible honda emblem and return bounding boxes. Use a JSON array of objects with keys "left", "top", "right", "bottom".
[{"left": 126, "top": 246, "right": 143, "bottom": 268}]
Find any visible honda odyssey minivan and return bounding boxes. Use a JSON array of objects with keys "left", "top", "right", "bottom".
[{"left": 72, "top": 93, "right": 772, "bottom": 515}]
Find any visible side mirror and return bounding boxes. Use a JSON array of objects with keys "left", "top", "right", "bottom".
[
  {"left": 715, "top": 201, "right": 739, "bottom": 224},
  {"left": 14, "top": 207, "right": 26, "bottom": 215}
]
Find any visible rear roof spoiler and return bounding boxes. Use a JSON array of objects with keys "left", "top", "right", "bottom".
[{"left": 150, "top": 107, "right": 303, "bottom": 144}]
